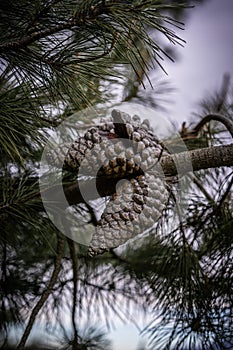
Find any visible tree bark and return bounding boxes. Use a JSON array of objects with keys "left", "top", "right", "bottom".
[
  {"left": 59, "top": 143, "right": 233, "bottom": 205},
  {"left": 160, "top": 143, "right": 233, "bottom": 176}
]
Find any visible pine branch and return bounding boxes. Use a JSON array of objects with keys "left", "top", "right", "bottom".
[
  {"left": 160, "top": 143, "right": 233, "bottom": 177},
  {"left": 59, "top": 143, "right": 233, "bottom": 206},
  {"left": 4, "top": 142, "right": 232, "bottom": 216},
  {"left": 67, "top": 238, "right": 79, "bottom": 349},
  {"left": 217, "top": 174, "right": 233, "bottom": 208},
  {"left": 0, "top": 6, "right": 109, "bottom": 52},
  {"left": 180, "top": 113, "right": 233, "bottom": 141},
  {"left": 16, "top": 233, "right": 65, "bottom": 350},
  {"left": 0, "top": 1, "right": 185, "bottom": 87},
  {"left": 193, "top": 113, "right": 233, "bottom": 138},
  {"left": 188, "top": 173, "right": 215, "bottom": 205}
]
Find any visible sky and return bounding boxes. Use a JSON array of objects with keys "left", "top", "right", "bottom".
[
  {"left": 111, "top": 1, "right": 233, "bottom": 349},
  {"left": 162, "top": 0, "right": 233, "bottom": 124}
]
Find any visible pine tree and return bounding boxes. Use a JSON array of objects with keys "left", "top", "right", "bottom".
[{"left": 0, "top": 1, "right": 232, "bottom": 349}]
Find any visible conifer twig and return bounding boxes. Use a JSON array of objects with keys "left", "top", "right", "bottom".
[
  {"left": 16, "top": 233, "right": 65, "bottom": 350},
  {"left": 67, "top": 238, "right": 79, "bottom": 349},
  {"left": 193, "top": 113, "right": 233, "bottom": 138},
  {"left": 0, "top": 8, "right": 109, "bottom": 52}
]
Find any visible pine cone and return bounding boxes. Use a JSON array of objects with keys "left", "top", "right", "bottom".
[{"left": 47, "top": 109, "right": 172, "bottom": 256}]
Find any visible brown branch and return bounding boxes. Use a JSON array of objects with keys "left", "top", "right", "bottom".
[
  {"left": 57, "top": 143, "right": 233, "bottom": 206},
  {"left": 0, "top": 20, "right": 79, "bottom": 52},
  {"left": 193, "top": 113, "right": 233, "bottom": 138},
  {"left": 13, "top": 143, "right": 231, "bottom": 231},
  {"left": 160, "top": 143, "right": 233, "bottom": 177},
  {"left": 16, "top": 234, "right": 65, "bottom": 350},
  {"left": 62, "top": 176, "right": 120, "bottom": 205},
  {"left": 0, "top": 7, "right": 108, "bottom": 53},
  {"left": 26, "top": 30, "right": 118, "bottom": 68},
  {"left": 67, "top": 238, "right": 79, "bottom": 349}
]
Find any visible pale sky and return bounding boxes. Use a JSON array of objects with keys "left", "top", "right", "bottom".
[
  {"left": 111, "top": 1, "right": 233, "bottom": 348},
  {"left": 162, "top": 0, "right": 233, "bottom": 124}
]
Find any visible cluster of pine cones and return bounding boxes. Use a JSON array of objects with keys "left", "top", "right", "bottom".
[{"left": 49, "top": 109, "right": 171, "bottom": 256}]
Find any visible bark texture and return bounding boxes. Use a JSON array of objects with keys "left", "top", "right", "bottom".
[
  {"left": 60, "top": 143, "right": 233, "bottom": 206},
  {"left": 160, "top": 143, "right": 233, "bottom": 176}
]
